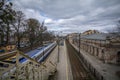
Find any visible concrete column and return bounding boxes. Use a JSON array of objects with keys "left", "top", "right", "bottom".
[
  {"left": 93, "top": 47, "right": 94, "bottom": 55},
  {"left": 100, "top": 49, "right": 103, "bottom": 59},
  {"left": 86, "top": 45, "right": 88, "bottom": 52},
  {"left": 91, "top": 46, "right": 93, "bottom": 54},
  {"left": 96, "top": 48, "right": 99, "bottom": 56},
  {"left": 95, "top": 47, "right": 97, "bottom": 56},
  {"left": 83, "top": 45, "right": 85, "bottom": 51},
  {"left": 92, "top": 46, "right": 94, "bottom": 55},
  {"left": 98, "top": 49, "right": 102, "bottom": 59},
  {"left": 94, "top": 47, "right": 97, "bottom": 56},
  {"left": 90, "top": 46, "right": 92, "bottom": 54},
  {"left": 87, "top": 45, "right": 89, "bottom": 52},
  {"left": 86, "top": 45, "right": 87, "bottom": 52},
  {"left": 88, "top": 45, "right": 90, "bottom": 53},
  {"left": 84, "top": 45, "right": 86, "bottom": 51}
]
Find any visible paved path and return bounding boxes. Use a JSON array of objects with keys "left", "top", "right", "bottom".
[
  {"left": 44, "top": 40, "right": 73, "bottom": 80},
  {"left": 56, "top": 41, "right": 73, "bottom": 80}
]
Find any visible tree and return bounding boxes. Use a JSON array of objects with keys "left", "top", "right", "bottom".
[
  {"left": 0, "top": 0, "right": 15, "bottom": 44},
  {"left": 107, "top": 20, "right": 120, "bottom": 37},
  {"left": 116, "top": 20, "right": 120, "bottom": 34},
  {"left": 43, "top": 31, "right": 55, "bottom": 42},
  {"left": 37, "top": 21, "right": 47, "bottom": 45},
  {"left": 11, "top": 11, "right": 26, "bottom": 49},
  {"left": 26, "top": 18, "right": 40, "bottom": 49}
]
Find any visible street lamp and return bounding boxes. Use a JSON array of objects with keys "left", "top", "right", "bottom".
[
  {"left": 57, "top": 37, "right": 60, "bottom": 63},
  {"left": 79, "top": 33, "right": 81, "bottom": 54},
  {"left": 56, "top": 31, "right": 62, "bottom": 63},
  {"left": 41, "top": 21, "right": 45, "bottom": 62}
]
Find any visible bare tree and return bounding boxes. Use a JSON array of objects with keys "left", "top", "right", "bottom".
[
  {"left": 107, "top": 20, "right": 120, "bottom": 38},
  {"left": 26, "top": 18, "right": 40, "bottom": 49},
  {"left": 37, "top": 21, "right": 47, "bottom": 45},
  {"left": 11, "top": 11, "right": 26, "bottom": 49},
  {"left": 0, "top": 0, "right": 15, "bottom": 45},
  {"left": 43, "top": 31, "right": 55, "bottom": 42},
  {"left": 116, "top": 20, "right": 120, "bottom": 34}
]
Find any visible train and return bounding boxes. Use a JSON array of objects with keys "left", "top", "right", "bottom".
[
  {"left": 20, "top": 42, "right": 56, "bottom": 63},
  {"left": 3, "top": 42, "right": 57, "bottom": 64}
]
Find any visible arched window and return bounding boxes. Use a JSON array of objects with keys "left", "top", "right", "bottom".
[
  {"left": 96, "top": 48, "right": 99, "bottom": 56},
  {"left": 117, "top": 51, "right": 120, "bottom": 63},
  {"left": 102, "top": 49, "right": 105, "bottom": 63}
]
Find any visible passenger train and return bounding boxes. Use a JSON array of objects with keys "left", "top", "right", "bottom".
[{"left": 3, "top": 42, "right": 56, "bottom": 64}]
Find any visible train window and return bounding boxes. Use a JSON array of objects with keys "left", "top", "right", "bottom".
[{"left": 0, "top": 63, "right": 9, "bottom": 67}]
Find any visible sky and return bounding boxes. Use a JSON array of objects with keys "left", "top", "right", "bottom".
[{"left": 11, "top": 0, "right": 120, "bottom": 35}]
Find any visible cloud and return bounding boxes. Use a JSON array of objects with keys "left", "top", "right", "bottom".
[{"left": 11, "top": 0, "right": 120, "bottom": 34}]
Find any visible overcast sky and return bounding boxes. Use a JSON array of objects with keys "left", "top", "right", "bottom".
[{"left": 12, "top": 0, "right": 120, "bottom": 35}]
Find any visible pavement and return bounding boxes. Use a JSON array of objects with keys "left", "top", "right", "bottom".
[
  {"left": 44, "top": 40, "right": 73, "bottom": 80},
  {"left": 70, "top": 42, "right": 120, "bottom": 80}
]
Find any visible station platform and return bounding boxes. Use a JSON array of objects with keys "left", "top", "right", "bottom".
[
  {"left": 44, "top": 40, "right": 73, "bottom": 80},
  {"left": 70, "top": 42, "right": 120, "bottom": 80}
]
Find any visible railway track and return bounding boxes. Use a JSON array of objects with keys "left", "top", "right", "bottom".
[{"left": 66, "top": 40, "right": 93, "bottom": 80}]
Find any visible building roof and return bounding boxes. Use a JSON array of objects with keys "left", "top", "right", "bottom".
[
  {"left": 81, "top": 33, "right": 110, "bottom": 40},
  {"left": 81, "top": 33, "right": 119, "bottom": 40},
  {"left": 71, "top": 31, "right": 120, "bottom": 41},
  {"left": 82, "top": 30, "right": 100, "bottom": 35}
]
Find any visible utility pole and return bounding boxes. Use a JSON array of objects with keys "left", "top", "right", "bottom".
[
  {"left": 57, "top": 37, "right": 60, "bottom": 63},
  {"left": 79, "top": 33, "right": 81, "bottom": 54},
  {"left": 41, "top": 21, "right": 44, "bottom": 62}
]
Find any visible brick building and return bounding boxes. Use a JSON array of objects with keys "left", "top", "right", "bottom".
[{"left": 68, "top": 30, "right": 120, "bottom": 64}]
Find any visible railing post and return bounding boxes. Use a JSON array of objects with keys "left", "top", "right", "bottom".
[
  {"left": 32, "top": 66, "right": 35, "bottom": 80},
  {"left": 15, "top": 51, "right": 20, "bottom": 80},
  {"left": 41, "top": 69, "right": 42, "bottom": 80},
  {"left": 37, "top": 71, "right": 39, "bottom": 80},
  {"left": 25, "top": 63, "right": 29, "bottom": 80}
]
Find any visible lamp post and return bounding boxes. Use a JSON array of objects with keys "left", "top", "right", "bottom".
[
  {"left": 41, "top": 21, "right": 45, "bottom": 62},
  {"left": 42, "top": 33, "right": 44, "bottom": 62},
  {"left": 56, "top": 31, "right": 62, "bottom": 63},
  {"left": 57, "top": 35, "right": 60, "bottom": 63},
  {"left": 79, "top": 33, "right": 81, "bottom": 54}
]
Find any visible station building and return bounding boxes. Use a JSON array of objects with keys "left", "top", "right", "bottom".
[{"left": 68, "top": 30, "right": 120, "bottom": 64}]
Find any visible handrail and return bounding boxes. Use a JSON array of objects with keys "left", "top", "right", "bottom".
[{"left": 18, "top": 50, "right": 46, "bottom": 68}]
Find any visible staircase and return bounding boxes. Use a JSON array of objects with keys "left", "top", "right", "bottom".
[{"left": 0, "top": 50, "right": 57, "bottom": 80}]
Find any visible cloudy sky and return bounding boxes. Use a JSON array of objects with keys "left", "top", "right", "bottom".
[{"left": 12, "top": 0, "right": 120, "bottom": 35}]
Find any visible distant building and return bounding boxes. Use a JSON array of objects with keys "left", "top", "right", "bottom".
[
  {"left": 82, "top": 30, "right": 100, "bottom": 35},
  {"left": 5, "top": 43, "right": 16, "bottom": 51},
  {"left": 67, "top": 33, "right": 79, "bottom": 43},
  {"left": 0, "top": 43, "right": 16, "bottom": 52},
  {"left": 68, "top": 30, "right": 120, "bottom": 64}
]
